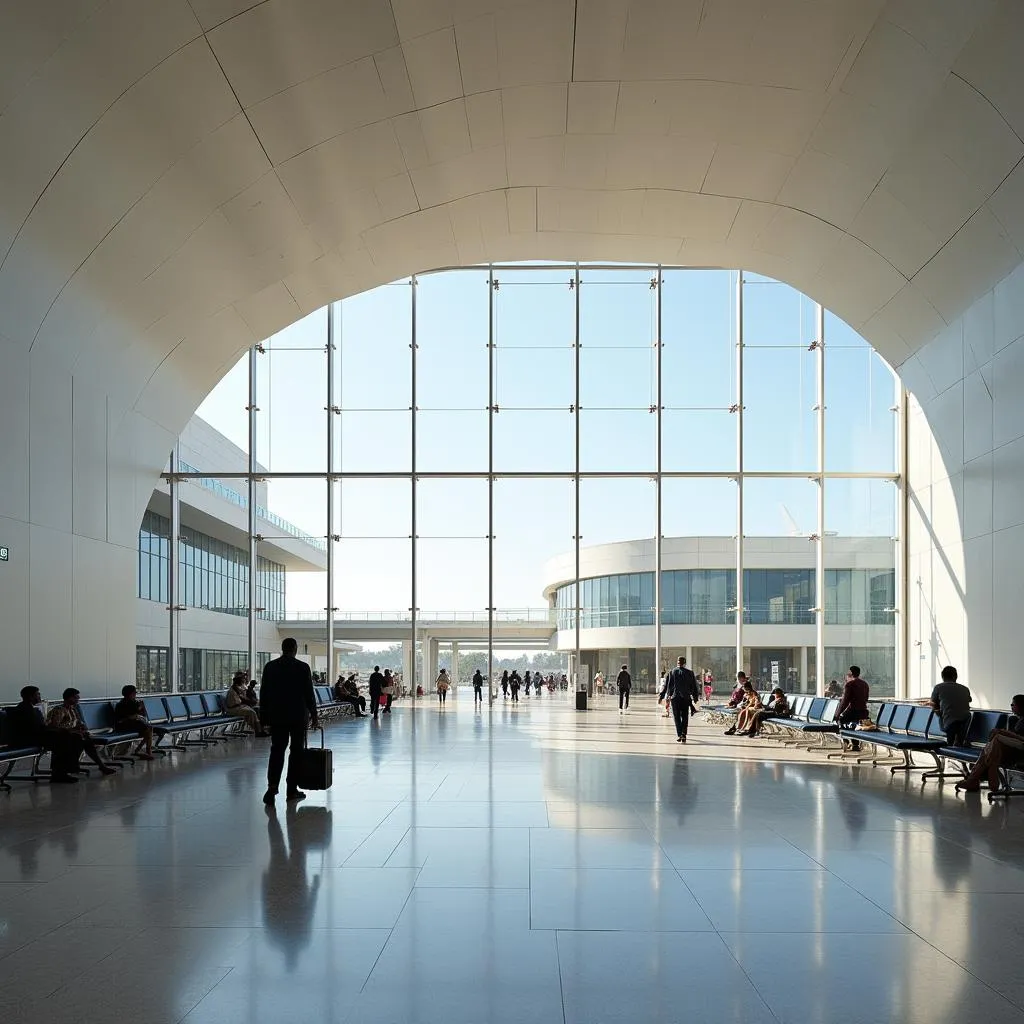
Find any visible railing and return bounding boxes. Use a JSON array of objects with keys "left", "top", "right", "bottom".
[
  {"left": 177, "top": 461, "right": 327, "bottom": 552},
  {"left": 282, "top": 608, "right": 555, "bottom": 625},
  {"left": 555, "top": 602, "right": 896, "bottom": 629}
]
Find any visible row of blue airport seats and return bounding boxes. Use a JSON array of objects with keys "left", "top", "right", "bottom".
[
  {"left": 748, "top": 696, "right": 1022, "bottom": 801},
  {"left": 0, "top": 687, "right": 354, "bottom": 790},
  {"left": 708, "top": 694, "right": 841, "bottom": 736}
]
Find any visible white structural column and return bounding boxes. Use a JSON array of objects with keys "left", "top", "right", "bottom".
[
  {"left": 168, "top": 443, "right": 181, "bottom": 690},
  {"left": 573, "top": 264, "right": 582, "bottom": 696},
  {"left": 451, "top": 642, "right": 459, "bottom": 687},
  {"left": 325, "top": 303, "right": 337, "bottom": 685},
  {"left": 247, "top": 346, "right": 259, "bottom": 677},
  {"left": 410, "top": 276, "right": 418, "bottom": 699},
  {"left": 896, "top": 383, "right": 909, "bottom": 699},
  {"left": 654, "top": 269, "right": 663, "bottom": 687},
  {"left": 734, "top": 272, "right": 745, "bottom": 674},
  {"left": 487, "top": 267, "right": 495, "bottom": 704},
  {"left": 814, "top": 301, "right": 826, "bottom": 696}
]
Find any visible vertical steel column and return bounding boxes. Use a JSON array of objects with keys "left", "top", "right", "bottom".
[
  {"left": 168, "top": 444, "right": 181, "bottom": 691},
  {"left": 734, "top": 272, "right": 744, "bottom": 675},
  {"left": 247, "top": 345, "right": 258, "bottom": 680},
  {"left": 410, "top": 276, "right": 418, "bottom": 699},
  {"left": 815, "top": 301, "right": 826, "bottom": 696},
  {"left": 487, "top": 267, "right": 495, "bottom": 705},
  {"left": 325, "top": 303, "right": 336, "bottom": 686},
  {"left": 896, "top": 382, "right": 909, "bottom": 699},
  {"left": 654, "top": 268, "right": 663, "bottom": 691},
  {"left": 573, "top": 264, "right": 582, "bottom": 696}
]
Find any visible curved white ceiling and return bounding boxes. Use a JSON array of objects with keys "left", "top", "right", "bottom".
[{"left": 2, "top": 0, "right": 1024, "bottom": 434}]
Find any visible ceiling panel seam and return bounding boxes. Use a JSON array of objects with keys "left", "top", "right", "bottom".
[{"left": 0, "top": 29, "right": 207, "bottom": 275}]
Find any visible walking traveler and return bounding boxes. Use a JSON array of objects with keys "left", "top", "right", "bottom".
[
  {"left": 261, "top": 638, "right": 319, "bottom": 805},
  {"left": 617, "top": 664, "right": 632, "bottom": 712},
  {"left": 665, "top": 657, "right": 700, "bottom": 743}
]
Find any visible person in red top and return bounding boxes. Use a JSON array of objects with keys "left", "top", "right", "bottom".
[{"left": 837, "top": 665, "right": 870, "bottom": 751}]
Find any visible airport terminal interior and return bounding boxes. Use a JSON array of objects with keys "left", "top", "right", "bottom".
[{"left": 5, "top": 1, "right": 1024, "bottom": 1021}]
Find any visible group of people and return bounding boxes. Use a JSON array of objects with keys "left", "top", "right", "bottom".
[
  {"left": 5, "top": 685, "right": 138, "bottom": 782},
  {"left": 498, "top": 670, "right": 558, "bottom": 701}
]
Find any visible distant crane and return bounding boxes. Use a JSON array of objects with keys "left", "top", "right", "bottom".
[{"left": 780, "top": 504, "right": 837, "bottom": 538}]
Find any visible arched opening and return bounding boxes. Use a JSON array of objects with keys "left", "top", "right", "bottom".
[{"left": 137, "top": 263, "right": 907, "bottom": 705}]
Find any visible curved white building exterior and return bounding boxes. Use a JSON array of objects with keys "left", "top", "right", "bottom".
[{"left": 543, "top": 537, "right": 896, "bottom": 696}]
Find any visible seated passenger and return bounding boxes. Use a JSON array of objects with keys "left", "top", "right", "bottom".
[
  {"left": 225, "top": 674, "right": 268, "bottom": 736},
  {"left": 727, "top": 672, "right": 749, "bottom": 707},
  {"left": 838, "top": 666, "right": 870, "bottom": 751},
  {"left": 957, "top": 694, "right": 1024, "bottom": 792},
  {"left": 335, "top": 677, "right": 367, "bottom": 716},
  {"left": 930, "top": 665, "right": 972, "bottom": 746},
  {"left": 724, "top": 682, "right": 761, "bottom": 735},
  {"left": 113, "top": 684, "right": 155, "bottom": 759},
  {"left": 6, "top": 686, "right": 83, "bottom": 784},
  {"left": 745, "top": 687, "right": 790, "bottom": 737},
  {"left": 825, "top": 679, "right": 842, "bottom": 699},
  {"left": 45, "top": 688, "right": 117, "bottom": 775}
]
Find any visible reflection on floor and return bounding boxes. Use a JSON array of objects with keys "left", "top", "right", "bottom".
[{"left": 3, "top": 694, "right": 1024, "bottom": 1023}]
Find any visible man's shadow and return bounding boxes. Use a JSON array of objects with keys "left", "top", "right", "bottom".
[{"left": 262, "top": 804, "right": 332, "bottom": 971}]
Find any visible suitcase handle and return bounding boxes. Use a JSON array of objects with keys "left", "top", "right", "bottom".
[{"left": 316, "top": 724, "right": 325, "bottom": 749}]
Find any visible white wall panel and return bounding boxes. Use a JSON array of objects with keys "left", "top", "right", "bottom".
[{"left": 28, "top": 524, "right": 74, "bottom": 687}]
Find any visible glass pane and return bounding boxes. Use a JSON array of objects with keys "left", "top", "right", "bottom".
[
  {"left": 579, "top": 410, "right": 656, "bottom": 472},
  {"left": 825, "top": 313, "right": 898, "bottom": 472},
  {"left": 416, "top": 411, "right": 488, "bottom": 472},
  {"left": 340, "top": 410, "right": 411, "bottom": 472},
  {"left": 416, "top": 270, "right": 489, "bottom": 473},
  {"left": 493, "top": 269, "right": 575, "bottom": 348},
  {"left": 662, "top": 268, "right": 736, "bottom": 409},
  {"left": 494, "top": 410, "right": 574, "bottom": 471},
  {"left": 824, "top": 478, "right": 897, "bottom": 698},
  {"left": 743, "top": 345, "right": 817, "bottom": 472},
  {"left": 257, "top": 334, "right": 328, "bottom": 472},
  {"left": 339, "top": 280, "right": 411, "bottom": 409},
  {"left": 741, "top": 477, "right": 817, "bottom": 691},
  {"left": 741, "top": 275, "right": 817, "bottom": 347},
  {"left": 662, "top": 409, "right": 736, "bottom": 472},
  {"left": 495, "top": 347, "right": 573, "bottom": 409},
  {"left": 495, "top": 477, "right": 572, "bottom": 694},
  {"left": 579, "top": 268, "right": 657, "bottom": 348}
]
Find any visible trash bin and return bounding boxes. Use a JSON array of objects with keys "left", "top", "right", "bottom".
[{"left": 575, "top": 689, "right": 587, "bottom": 711}]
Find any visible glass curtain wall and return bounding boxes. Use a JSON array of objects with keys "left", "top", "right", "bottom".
[{"left": 177, "top": 265, "right": 903, "bottom": 701}]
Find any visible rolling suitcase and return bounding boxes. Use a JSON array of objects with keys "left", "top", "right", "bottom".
[{"left": 293, "top": 727, "right": 333, "bottom": 791}]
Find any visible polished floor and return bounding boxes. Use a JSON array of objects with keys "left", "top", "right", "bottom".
[{"left": 3, "top": 694, "right": 1024, "bottom": 1023}]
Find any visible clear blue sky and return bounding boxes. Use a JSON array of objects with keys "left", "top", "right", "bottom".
[{"left": 198, "top": 266, "right": 897, "bottom": 614}]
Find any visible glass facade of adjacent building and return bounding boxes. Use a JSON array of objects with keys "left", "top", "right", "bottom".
[
  {"left": 135, "top": 645, "right": 275, "bottom": 693},
  {"left": 137, "top": 510, "right": 285, "bottom": 620},
  {"left": 555, "top": 568, "right": 895, "bottom": 629}
]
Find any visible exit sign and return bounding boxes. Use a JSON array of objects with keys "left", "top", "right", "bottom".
[{"left": 0, "top": 546, "right": 7, "bottom": 561}]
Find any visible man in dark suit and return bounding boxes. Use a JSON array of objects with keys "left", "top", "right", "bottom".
[
  {"left": 666, "top": 656, "right": 700, "bottom": 744},
  {"left": 260, "top": 638, "right": 318, "bottom": 805},
  {"left": 368, "top": 665, "right": 384, "bottom": 719}
]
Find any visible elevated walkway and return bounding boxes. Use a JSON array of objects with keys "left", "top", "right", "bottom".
[{"left": 278, "top": 609, "right": 556, "bottom": 648}]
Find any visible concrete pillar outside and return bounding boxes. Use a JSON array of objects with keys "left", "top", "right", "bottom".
[
  {"left": 402, "top": 639, "right": 414, "bottom": 695},
  {"left": 423, "top": 634, "right": 438, "bottom": 693},
  {"left": 685, "top": 645, "right": 692, "bottom": 670},
  {"left": 799, "top": 645, "right": 809, "bottom": 694},
  {"left": 451, "top": 642, "right": 460, "bottom": 691}
]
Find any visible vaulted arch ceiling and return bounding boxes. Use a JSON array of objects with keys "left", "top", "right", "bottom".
[{"left": 2, "top": 0, "right": 1023, "bottom": 435}]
